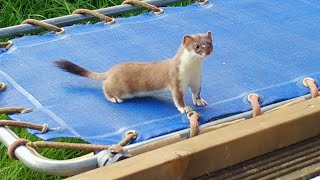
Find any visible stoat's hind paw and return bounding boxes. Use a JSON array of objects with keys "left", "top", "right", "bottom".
[
  {"left": 178, "top": 106, "right": 193, "bottom": 114},
  {"left": 194, "top": 98, "right": 208, "bottom": 107},
  {"left": 109, "top": 97, "right": 124, "bottom": 103}
]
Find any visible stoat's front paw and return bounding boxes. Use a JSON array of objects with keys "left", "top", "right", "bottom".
[
  {"left": 109, "top": 97, "right": 124, "bottom": 103},
  {"left": 194, "top": 98, "right": 208, "bottom": 107},
  {"left": 178, "top": 106, "right": 193, "bottom": 114}
]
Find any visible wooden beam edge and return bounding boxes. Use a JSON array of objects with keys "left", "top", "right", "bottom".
[{"left": 68, "top": 97, "right": 320, "bottom": 180}]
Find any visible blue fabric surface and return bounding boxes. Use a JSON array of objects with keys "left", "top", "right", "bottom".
[{"left": 1, "top": 0, "right": 320, "bottom": 145}]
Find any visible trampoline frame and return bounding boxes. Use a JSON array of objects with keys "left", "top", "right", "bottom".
[
  {"left": 0, "top": 0, "right": 319, "bottom": 177},
  {"left": 0, "top": 93, "right": 316, "bottom": 176},
  {"left": 0, "top": 0, "right": 188, "bottom": 38}
]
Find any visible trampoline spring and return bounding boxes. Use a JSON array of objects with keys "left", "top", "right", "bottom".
[
  {"left": 0, "top": 82, "right": 6, "bottom": 91},
  {"left": 21, "top": 19, "right": 65, "bottom": 35},
  {"left": 0, "top": 107, "right": 32, "bottom": 114},
  {"left": 122, "top": 0, "right": 164, "bottom": 15},
  {"left": 303, "top": 77, "right": 319, "bottom": 98},
  {"left": 73, "top": 9, "right": 116, "bottom": 25},
  {"left": 0, "top": 41, "right": 13, "bottom": 51},
  {"left": 187, "top": 111, "right": 200, "bottom": 138},
  {"left": 247, "top": 93, "right": 262, "bottom": 118}
]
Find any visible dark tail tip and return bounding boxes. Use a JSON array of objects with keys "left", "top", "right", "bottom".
[{"left": 54, "top": 59, "right": 88, "bottom": 77}]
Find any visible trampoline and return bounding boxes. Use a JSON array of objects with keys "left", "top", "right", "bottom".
[{"left": 0, "top": 0, "right": 320, "bottom": 177}]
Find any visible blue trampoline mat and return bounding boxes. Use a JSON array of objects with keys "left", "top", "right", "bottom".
[{"left": 1, "top": 0, "right": 320, "bottom": 145}]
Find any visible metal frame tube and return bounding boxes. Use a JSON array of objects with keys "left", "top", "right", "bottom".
[
  {"left": 0, "top": 126, "right": 98, "bottom": 176},
  {"left": 0, "top": 0, "right": 187, "bottom": 38}
]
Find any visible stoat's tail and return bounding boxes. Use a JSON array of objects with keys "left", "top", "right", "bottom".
[{"left": 54, "top": 59, "right": 106, "bottom": 81}]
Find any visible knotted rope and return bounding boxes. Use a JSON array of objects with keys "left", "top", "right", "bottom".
[
  {"left": 0, "top": 107, "right": 32, "bottom": 114},
  {"left": 0, "top": 120, "right": 48, "bottom": 133},
  {"left": 122, "top": 0, "right": 164, "bottom": 15},
  {"left": 8, "top": 139, "right": 30, "bottom": 159},
  {"left": 187, "top": 111, "right": 200, "bottom": 138},
  {"left": 73, "top": 9, "right": 115, "bottom": 24},
  {"left": 21, "top": 19, "right": 64, "bottom": 34},
  {"left": 248, "top": 93, "right": 262, "bottom": 118},
  {"left": 303, "top": 78, "right": 319, "bottom": 98},
  {"left": 7, "top": 130, "right": 137, "bottom": 160},
  {"left": 0, "top": 41, "right": 13, "bottom": 51},
  {"left": 108, "top": 130, "right": 137, "bottom": 153},
  {"left": 198, "top": 0, "right": 209, "bottom": 5}
]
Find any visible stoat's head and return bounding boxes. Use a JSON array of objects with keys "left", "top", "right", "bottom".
[{"left": 182, "top": 31, "right": 213, "bottom": 57}]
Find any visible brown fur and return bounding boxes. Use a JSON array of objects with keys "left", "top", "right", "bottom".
[{"left": 54, "top": 32, "right": 213, "bottom": 113}]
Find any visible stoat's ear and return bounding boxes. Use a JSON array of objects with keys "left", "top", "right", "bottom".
[
  {"left": 183, "top": 35, "right": 193, "bottom": 47},
  {"left": 207, "top": 31, "right": 212, "bottom": 41}
]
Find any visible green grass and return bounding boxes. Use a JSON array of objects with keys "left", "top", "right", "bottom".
[
  {"left": 0, "top": 0, "right": 194, "bottom": 38},
  {"left": 0, "top": 0, "right": 122, "bottom": 28},
  {"left": 0, "top": 0, "right": 194, "bottom": 178},
  {"left": 0, "top": 114, "right": 90, "bottom": 179}
]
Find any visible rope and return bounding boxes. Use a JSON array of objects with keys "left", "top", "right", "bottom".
[
  {"left": 0, "top": 120, "right": 49, "bottom": 133},
  {"left": 118, "top": 130, "right": 137, "bottom": 146},
  {"left": 109, "top": 130, "right": 137, "bottom": 153},
  {"left": 187, "top": 111, "right": 200, "bottom": 138},
  {"left": 7, "top": 129, "right": 138, "bottom": 160},
  {"left": 198, "top": 0, "right": 209, "bottom": 5},
  {"left": 0, "top": 107, "right": 32, "bottom": 114},
  {"left": 122, "top": 0, "right": 164, "bottom": 15},
  {"left": 21, "top": 19, "right": 65, "bottom": 34},
  {"left": 0, "top": 82, "right": 6, "bottom": 91},
  {"left": 303, "top": 78, "right": 319, "bottom": 98},
  {"left": 73, "top": 9, "right": 115, "bottom": 24},
  {"left": 248, "top": 93, "right": 262, "bottom": 118},
  {"left": 27, "top": 141, "right": 110, "bottom": 151},
  {"left": 0, "top": 41, "right": 13, "bottom": 51},
  {"left": 8, "top": 139, "right": 30, "bottom": 160},
  {"left": 26, "top": 131, "right": 137, "bottom": 153}
]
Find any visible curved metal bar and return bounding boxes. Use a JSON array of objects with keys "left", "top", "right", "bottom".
[
  {"left": 0, "top": 126, "right": 98, "bottom": 176},
  {"left": 0, "top": 0, "right": 186, "bottom": 38}
]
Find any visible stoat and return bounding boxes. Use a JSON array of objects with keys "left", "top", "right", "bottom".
[{"left": 54, "top": 32, "right": 213, "bottom": 113}]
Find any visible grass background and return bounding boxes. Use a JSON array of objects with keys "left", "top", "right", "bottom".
[
  {"left": 0, "top": 113, "right": 90, "bottom": 179},
  {"left": 0, "top": 0, "right": 121, "bottom": 28},
  {"left": 0, "top": 0, "right": 192, "bottom": 179}
]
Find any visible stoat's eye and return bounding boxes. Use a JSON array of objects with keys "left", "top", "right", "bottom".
[{"left": 194, "top": 44, "right": 200, "bottom": 49}]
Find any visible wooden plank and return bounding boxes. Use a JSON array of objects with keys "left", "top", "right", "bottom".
[
  {"left": 68, "top": 97, "right": 320, "bottom": 180},
  {"left": 279, "top": 162, "right": 320, "bottom": 180},
  {"left": 196, "top": 135, "right": 320, "bottom": 179}
]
